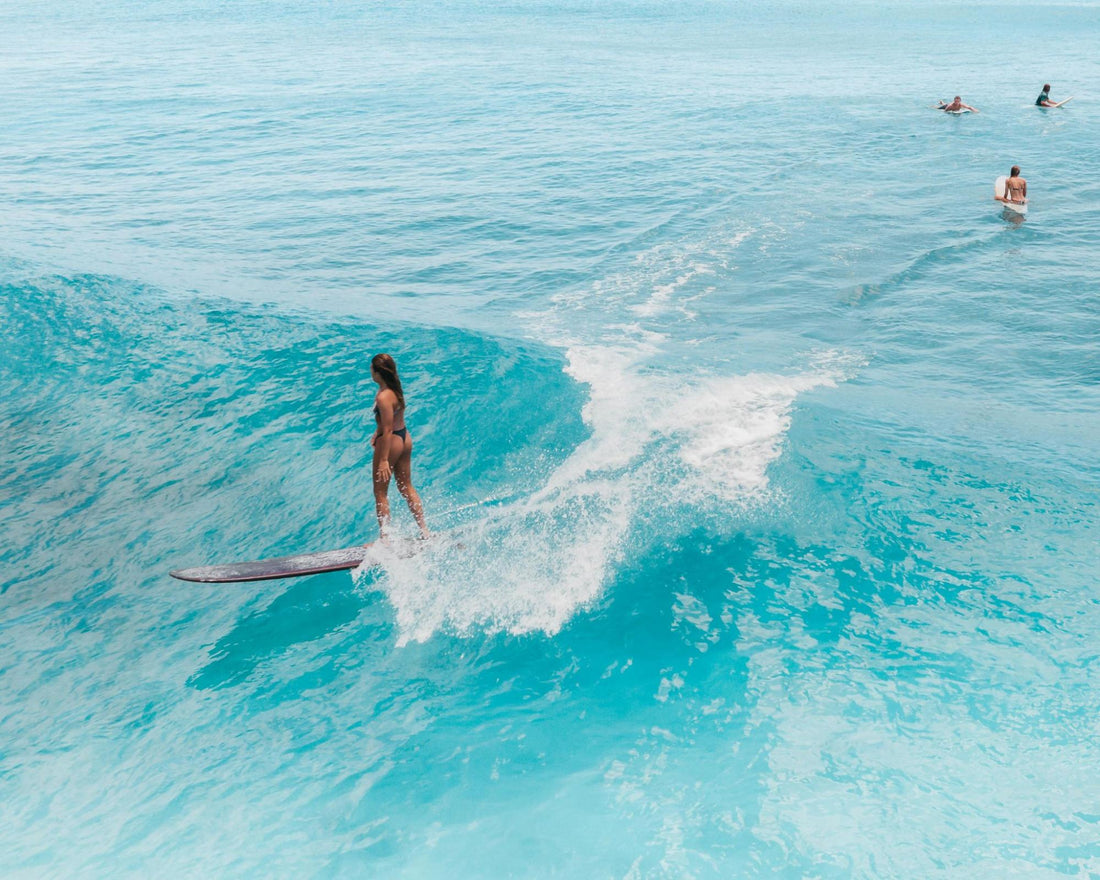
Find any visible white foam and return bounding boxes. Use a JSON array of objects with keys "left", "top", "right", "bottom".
[
  {"left": 668, "top": 371, "right": 839, "bottom": 502},
  {"left": 357, "top": 477, "right": 632, "bottom": 645}
]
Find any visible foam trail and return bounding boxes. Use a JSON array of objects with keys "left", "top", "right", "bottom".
[{"left": 632, "top": 265, "right": 711, "bottom": 319}]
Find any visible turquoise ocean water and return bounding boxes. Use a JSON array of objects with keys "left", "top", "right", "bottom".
[{"left": 3, "top": 1, "right": 1100, "bottom": 875}]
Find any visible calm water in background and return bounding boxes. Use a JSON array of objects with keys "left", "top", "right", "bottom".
[{"left": 2, "top": 1, "right": 1100, "bottom": 876}]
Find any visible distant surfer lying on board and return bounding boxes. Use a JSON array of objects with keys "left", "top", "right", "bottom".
[
  {"left": 996, "top": 165, "right": 1027, "bottom": 206},
  {"left": 937, "top": 96, "right": 979, "bottom": 113},
  {"left": 370, "top": 353, "right": 429, "bottom": 541},
  {"left": 1036, "top": 84, "right": 1072, "bottom": 108}
]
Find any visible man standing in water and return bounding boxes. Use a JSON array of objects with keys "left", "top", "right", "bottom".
[
  {"left": 998, "top": 166, "right": 1027, "bottom": 205},
  {"left": 1036, "top": 84, "right": 1057, "bottom": 107}
]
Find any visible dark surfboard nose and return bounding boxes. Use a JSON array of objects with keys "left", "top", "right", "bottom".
[{"left": 170, "top": 546, "right": 371, "bottom": 583}]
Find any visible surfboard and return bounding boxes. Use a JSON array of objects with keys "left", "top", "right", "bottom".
[
  {"left": 1039, "top": 96, "right": 1074, "bottom": 108},
  {"left": 171, "top": 546, "right": 370, "bottom": 583},
  {"left": 944, "top": 108, "right": 972, "bottom": 115},
  {"left": 169, "top": 534, "right": 448, "bottom": 583},
  {"left": 994, "top": 175, "right": 1027, "bottom": 215}
]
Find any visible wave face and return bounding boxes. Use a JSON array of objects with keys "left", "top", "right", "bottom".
[{"left": 3, "top": 0, "right": 1100, "bottom": 876}]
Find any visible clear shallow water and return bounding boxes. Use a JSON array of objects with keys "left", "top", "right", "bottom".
[{"left": 2, "top": 1, "right": 1099, "bottom": 876}]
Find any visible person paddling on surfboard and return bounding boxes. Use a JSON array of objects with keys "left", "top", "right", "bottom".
[
  {"left": 938, "top": 96, "right": 979, "bottom": 113},
  {"left": 996, "top": 165, "right": 1027, "bottom": 206},
  {"left": 370, "top": 353, "right": 429, "bottom": 540}
]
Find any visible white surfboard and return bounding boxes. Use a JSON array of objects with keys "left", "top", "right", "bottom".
[{"left": 994, "top": 176, "right": 1027, "bottom": 215}]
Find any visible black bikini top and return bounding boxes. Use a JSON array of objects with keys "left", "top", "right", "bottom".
[{"left": 373, "top": 402, "right": 404, "bottom": 424}]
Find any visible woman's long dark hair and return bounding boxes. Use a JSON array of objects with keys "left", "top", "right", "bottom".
[{"left": 371, "top": 353, "right": 405, "bottom": 410}]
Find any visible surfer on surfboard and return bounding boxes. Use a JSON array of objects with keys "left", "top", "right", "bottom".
[
  {"left": 937, "top": 96, "right": 979, "bottom": 113},
  {"left": 1036, "top": 84, "right": 1072, "bottom": 108},
  {"left": 996, "top": 165, "right": 1027, "bottom": 207},
  {"left": 370, "top": 353, "right": 429, "bottom": 540}
]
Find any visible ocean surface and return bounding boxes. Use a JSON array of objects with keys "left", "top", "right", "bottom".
[{"left": 2, "top": 1, "right": 1099, "bottom": 876}]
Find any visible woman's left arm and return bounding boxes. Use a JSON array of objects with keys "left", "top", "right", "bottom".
[{"left": 373, "top": 395, "right": 395, "bottom": 483}]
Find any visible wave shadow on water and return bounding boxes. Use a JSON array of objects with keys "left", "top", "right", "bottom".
[
  {"left": 186, "top": 570, "right": 389, "bottom": 691},
  {"left": 842, "top": 226, "right": 1021, "bottom": 305}
]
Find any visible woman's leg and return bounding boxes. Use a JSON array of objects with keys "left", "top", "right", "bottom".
[
  {"left": 393, "top": 434, "right": 429, "bottom": 537},
  {"left": 373, "top": 455, "right": 392, "bottom": 537}
]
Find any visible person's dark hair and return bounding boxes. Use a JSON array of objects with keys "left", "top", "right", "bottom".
[
  {"left": 1010, "top": 165, "right": 1021, "bottom": 176},
  {"left": 371, "top": 353, "right": 405, "bottom": 410},
  {"left": 1043, "top": 84, "right": 1051, "bottom": 92}
]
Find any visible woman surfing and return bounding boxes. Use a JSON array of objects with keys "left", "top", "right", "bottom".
[{"left": 370, "top": 353, "right": 429, "bottom": 540}]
